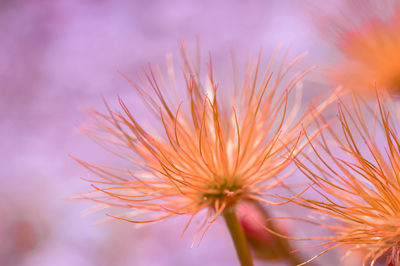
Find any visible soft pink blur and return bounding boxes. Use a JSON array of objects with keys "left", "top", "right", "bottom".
[{"left": 0, "top": 1, "right": 342, "bottom": 265}]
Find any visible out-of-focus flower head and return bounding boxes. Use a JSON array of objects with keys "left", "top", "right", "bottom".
[
  {"left": 0, "top": 194, "right": 51, "bottom": 266},
  {"left": 317, "top": 0, "right": 400, "bottom": 93},
  {"left": 75, "top": 43, "right": 334, "bottom": 245},
  {"left": 294, "top": 90, "right": 400, "bottom": 265}
]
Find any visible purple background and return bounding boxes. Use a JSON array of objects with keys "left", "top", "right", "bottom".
[{"left": 1, "top": 1, "right": 348, "bottom": 265}]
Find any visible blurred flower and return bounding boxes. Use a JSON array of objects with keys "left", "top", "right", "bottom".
[
  {"left": 0, "top": 196, "right": 51, "bottom": 266},
  {"left": 318, "top": 0, "right": 400, "bottom": 93},
  {"left": 294, "top": 91, "right": 400, "bottom": 265},
  {"left": 75, "top": 44, "right": 334, "bottom": 247}
]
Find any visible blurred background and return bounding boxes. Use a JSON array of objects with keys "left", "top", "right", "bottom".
[{"left": 0, "top": 0, "right": 347, "bottom": 265}]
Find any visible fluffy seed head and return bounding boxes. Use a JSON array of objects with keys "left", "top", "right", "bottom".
[
  {"left": 319, "top": 0, "right": 400, "bottom": 93},
  {"left": 296, "top": 91, "right": 400, "bottom": 265},
  {"left": 76, "top": 45, "right": 333, "bottom": 244}
]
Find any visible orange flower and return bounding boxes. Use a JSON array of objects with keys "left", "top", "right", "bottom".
[
  {"left": 75, "top": 45, "right": 333, "bottom": 246},
  {"left": 319, "top": 0, "right": 400, "bottom": 93},
  {"left": 294, "top": 91, "right": 400, "bottom": 265}
]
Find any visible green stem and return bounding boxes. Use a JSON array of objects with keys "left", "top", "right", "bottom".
[{"left": 223, "top": 207, "right": 254, "bottom": 266}]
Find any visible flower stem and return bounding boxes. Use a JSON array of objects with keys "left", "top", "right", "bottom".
[{"left": 223, "top": 207, "right": 254, "bottom": 266}]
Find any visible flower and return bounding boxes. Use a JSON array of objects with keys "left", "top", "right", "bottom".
[
  {"left": 75, "top": 44, "right": 333, "bottom": 245},
  {"left": 294, "top": 91, "right": 400, "bottom": 265},
  {"left": 318, "top": 0, "right": 400, "bottom": 93}
]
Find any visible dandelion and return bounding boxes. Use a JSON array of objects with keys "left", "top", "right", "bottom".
[
  {"left": 318, "top": 0, "right": 400, "bottom": 93},
  {"left": 292, "top": 91, "right": 400, "bottom": 265},
  {"left": 75, "top": 44, "right": 333, "bottom": 265}
]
